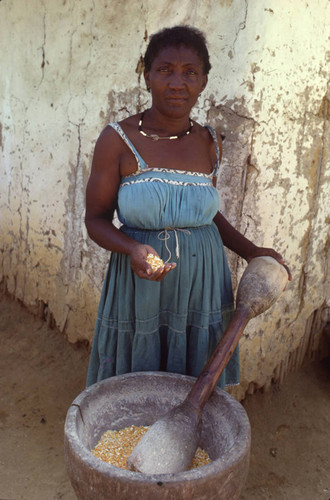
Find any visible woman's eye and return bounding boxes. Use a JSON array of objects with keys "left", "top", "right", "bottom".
[{"left": 159, "top": 67, "right": 169, "bottom": 73}]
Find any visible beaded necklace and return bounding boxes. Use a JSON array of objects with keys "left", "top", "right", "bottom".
[{"left": 138, "top": 111, "right": 193, "bottom": 141}]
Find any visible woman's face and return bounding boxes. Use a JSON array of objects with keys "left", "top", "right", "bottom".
[{"left": 144, "top": 45, "right": 208, "bottom": 118}]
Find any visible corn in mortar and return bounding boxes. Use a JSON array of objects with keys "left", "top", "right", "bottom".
[
  {"left": 92, "top": 425, "right": 212, "bottom": 470},
  {"left": 146, "top": 253, "right": 165, "bottom": 272}
]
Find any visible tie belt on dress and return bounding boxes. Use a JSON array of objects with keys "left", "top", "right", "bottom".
[{"left": 157, "top": 228, "right": 191, "bottom": 262}]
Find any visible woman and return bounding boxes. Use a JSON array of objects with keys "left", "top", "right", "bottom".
[{"left": 85, "top": 25, "right": 290, "bottom": 388}]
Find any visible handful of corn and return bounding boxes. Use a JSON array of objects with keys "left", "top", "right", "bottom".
[{"left": 146, "top": 253, "right": 164, "bottom": 272}]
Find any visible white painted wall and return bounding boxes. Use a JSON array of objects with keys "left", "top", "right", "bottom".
[{"left": 1, "top": 0, "right": 329, "bottom": 397}]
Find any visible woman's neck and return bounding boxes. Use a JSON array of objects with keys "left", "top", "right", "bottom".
[{"left": 142, "top": 108, "right": 192, "bottom": 136}]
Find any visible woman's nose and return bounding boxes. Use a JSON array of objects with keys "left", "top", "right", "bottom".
[{"left": 168, "top": 71, "right": 185, "bottom": 88}]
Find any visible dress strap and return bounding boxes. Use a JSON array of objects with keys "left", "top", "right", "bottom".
[
  {"left": 108, "top": 122, "right": 147, "bottom": 171},
  {"left": 204, "top": 125, "right": 220, "bottom": 177}
]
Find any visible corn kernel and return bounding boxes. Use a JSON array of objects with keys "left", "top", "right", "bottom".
[
  {"left": 91, "top": 425, "right": 211, "bottom": 470},
  {"left": 146, "top": 253, "right": 164, "bottom": 272}
]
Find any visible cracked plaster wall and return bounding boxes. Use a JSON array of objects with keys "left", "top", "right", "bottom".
[{"left": 0, "top": 0, "right": 329, "bottom": 397}]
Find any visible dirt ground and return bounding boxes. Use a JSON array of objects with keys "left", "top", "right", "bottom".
[{"left": 0, "top": 293, "right": 329, "bottom": 500}]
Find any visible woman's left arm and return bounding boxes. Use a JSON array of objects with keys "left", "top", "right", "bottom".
[
  {"left": 211, "top": 132, "right": 291, "bottom": 280},
  {"left": 213, "top": 211, "right": 292, "bottom": 280}
]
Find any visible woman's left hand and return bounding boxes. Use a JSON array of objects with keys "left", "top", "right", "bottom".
[{"left": 246, "top": 247, "right": 292, "bottom": 281}]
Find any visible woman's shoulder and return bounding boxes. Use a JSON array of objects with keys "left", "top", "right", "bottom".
[
  {"left": 94, "top": 120, "right": 131, "bottom": 160},
  {"left": 97, "top": 113, "right": 137, "bottom": 146},
  {"left": 193, "top": 121, "right": 222, "bottom": 150},
  {"left": 197, "top": 122, "right": 222, "bottom": 169},
  {"left": 193, "top": 120, "right": 218, "bottom": 137},
  {"left": 116, "top": 113, "right": 139, "bottom": 129}
]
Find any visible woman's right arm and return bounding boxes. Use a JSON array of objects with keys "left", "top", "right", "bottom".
[
  {"left": 85, "top": 126, "right": 137, "bottom": 254},
  {"left": 85, "top": 126, "right": 175, "bottom": 280}
]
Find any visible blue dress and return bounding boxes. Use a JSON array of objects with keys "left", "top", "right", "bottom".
[{"left": 86, "top": 123, "right": 240, "bottom": 388}]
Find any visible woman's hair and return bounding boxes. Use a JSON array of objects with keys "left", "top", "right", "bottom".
[{"left": 144, "top": 25, "right": 211, "bottom": 75}]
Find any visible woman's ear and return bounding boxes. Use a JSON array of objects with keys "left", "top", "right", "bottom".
[
  {"left": 201, "top": 74, "right": 208, "bottom": 92},
  {"left": 144, "top": 70, "right": 150, "bottom": 92}
]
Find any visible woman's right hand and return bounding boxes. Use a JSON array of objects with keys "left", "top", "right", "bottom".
[{"left": 129, "top": 243, "right": 176, "bottom": 281}]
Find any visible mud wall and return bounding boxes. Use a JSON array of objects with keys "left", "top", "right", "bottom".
[{"left": 0, "top": 0, "right": 329, "bottom": 397}]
